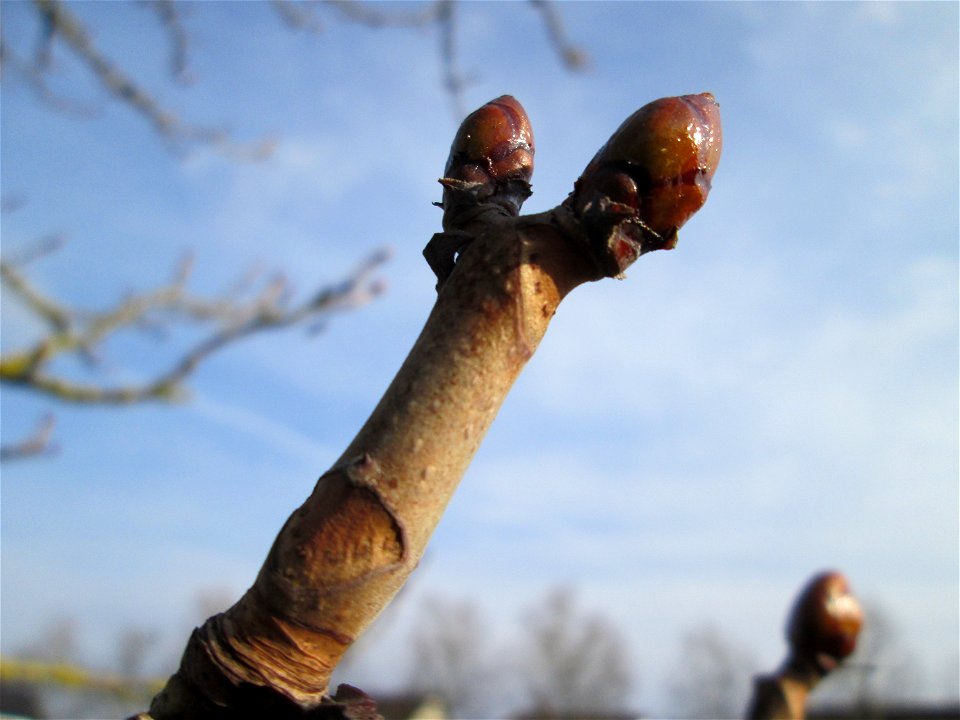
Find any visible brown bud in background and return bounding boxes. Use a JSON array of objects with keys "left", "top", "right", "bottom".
[
  {"left": 441, "top": 95, "right": 535, "bottom": 217},
  {"left": 787, "top": 570, "right": 864, "bottom": 673},
  {"left": 568, "top": 93, "right": 722, "bottom": 277}
]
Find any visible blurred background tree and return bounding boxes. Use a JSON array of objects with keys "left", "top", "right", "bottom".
[
  {"left": 665, "top": 623, "right": 757, "bottom": 719},
  {"left": 1, "top": 2, "right": 586, "bottom": 715},
  {"left": 0, "top": 0, "right": 585, "bottom": 460},
  {"left": 521, "top": 586, "right": 633, "bottom": 717}
]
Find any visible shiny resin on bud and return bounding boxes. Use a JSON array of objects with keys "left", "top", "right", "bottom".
[
  {"left": 427, "top": 96, "right": 535, "bottom": 288},
  {"left": 786, "top": 571, "right": 864, "bottom": 671},
  {"left": 569, "top": 93, "right": 722, "bottom": 275},
  {"left": 445, "top": 95, "right": 534, "bottom": 184}
]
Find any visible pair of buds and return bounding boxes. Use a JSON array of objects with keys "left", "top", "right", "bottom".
[{"left": 436, "top": 92, "right": 723, "bottom": 279}]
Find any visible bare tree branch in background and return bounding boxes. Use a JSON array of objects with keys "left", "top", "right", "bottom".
[
  {"left": 270, "top": 0, "right": 327, "bottom": 35},
  {"left": 406, "top": 595, "right": 492, "bottom": 717},
  {"left": 145, "top": 0, "right": 192, "bottom": 84},
  {"left": 117, "top": 628, "right": 161, "bottom": 681},
  {"left": 1, "top": 242, "right": 389, "bottom": 405},
  {"left": 437, "top": 1, "right": 468, "bottom": 118},
  {"left": 666, "top": 624, "right": 757, "bottom": 719},
  {"left": 328, "top": 0, "right": 586, "bottom": 117},
  {"left": 0, "top": 413, "right": 58, "bottom": 462},
  {"left": 0, "top": 19, "right": 101, "bottom": 119},
  {"left": 17, "top": 0, "right": 275, "bottom": 159},
  {"left": 2, "top": 1, "right": 585, "bottom": 150},
  {"left": 810, "top": 601, "right": 924, "bottom": 712},
  {"left": 529, "top": 0, "right": 589, "bottom": 70},
  {"left": 325, "top": 0, "right": 444, "bottom": 28},
  {"left": 1, "top": 1, "right": 585, "bottom": 460},
  {"left": 520, "top": 587, "right": 633, "bottom": 717},
  {"left": 0, "top": 235, "right": 389, "bottom": 457}
]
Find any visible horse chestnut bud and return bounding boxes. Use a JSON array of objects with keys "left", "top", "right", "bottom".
[
  {"left": 441, "top": 95, "right": 535, "bottom": 216},
  {"left": 786, "top": 570, "right": 864, "bottom": 673},
  {"left": 568, "top": 93, "right": 722, "bottom": 276}
]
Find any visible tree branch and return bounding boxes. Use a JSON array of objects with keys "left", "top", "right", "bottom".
[
  {"left": 436, "top": 1, "right": 468, "bottom": 118},
  {"left": 271, "top": 0, "right": 326, "bottom": 35},
  {"left": 528, "top": 0, "right": 588, "bottom": 70},
  {"left": 0, "top": 653, "right": 162, "bottom": 702},
  {"left": 10, "top": 1, "right": 587, "bottom": 148},
  {"left": 145, "top": 0, "right": 193, "bottom": 84},
  {"left": 323, "top": 0, "right": 443, "bottom": 28},
  {"left": 0, "top": 414, "right": 57, "bottom": 462},
  {"left": 0, "top": 241, "right": 72, "bottom": 333},
  {"left": 22, "top": 0, "right": 273, "bottom": 158},
  {"left": 280, "top": 0, "right": 586, "bottom": 119},
  {"left": 142, "top": 92, "right": 722, "bottom": 718},
  {"left": 0, "top": 247, "right": 389, "bottom": 406}
]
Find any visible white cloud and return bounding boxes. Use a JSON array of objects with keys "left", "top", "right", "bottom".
[{"left": 190, "top": 393, "right": 337, "bottom": 468}]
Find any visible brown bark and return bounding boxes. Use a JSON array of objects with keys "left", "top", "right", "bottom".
[
  {"left": 147, "top": 207, "right": 601, "bottom": 718},
  {"left": 746, "top": 656, "right": 824, "bottom": 720},
  {"left": 143, "top": 93, "right": 722, "bottom": 718}
]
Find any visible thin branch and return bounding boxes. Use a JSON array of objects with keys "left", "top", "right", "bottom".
[
  {"left": 145, "top": 0, "right": 193, "bottom": 84},
  {"left": 0, "top": 414, "right": 57, "bottom": 462},
  {"left": 437, "top": 0, "right": 467, "bottom": 119},
  {"left": 323, "top": 0, "right": 443, "bottom": 28},
  {"left": 1, "top": 31, "right": 101, "bottom": 118},
  {"left": 27, "top": 0, "right": 273, "bottom": 159},
  {"left": 270, "top": 0, "right": 325, "bottom": 34},
  {"left": 0, "top": 251, "right": 72, "bottom": 333},
  {"left": 32, "top": 0, "right": 175, "bottom": 134},
  {"left": 528, "top": 0, "right": 588, "bottom": 70},
  {"left": 0, "top": 654, "right": 162, "bottom": 700},
  {"left": 33, "top": 0, "right": 57, "bottom": 69},
  {"left": 0, "top": 231, "right": 66, "bottom": 266},
  {"left": 0, "top": 247, "right": 390, "bottom": 405},
  {"left": 1, "top": 193, "right": 29, "bottom": 215}
]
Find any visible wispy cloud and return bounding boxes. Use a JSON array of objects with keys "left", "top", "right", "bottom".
[{"left": 190, "top": 392, "right": 336, "bottom": 468}]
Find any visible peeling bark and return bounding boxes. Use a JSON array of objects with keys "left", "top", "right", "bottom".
[{"left": 148, "top": 209, "right": 599, "bottom": 718}]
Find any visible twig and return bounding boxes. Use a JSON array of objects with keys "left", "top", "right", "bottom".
[
  {"left": 0, "top": 252, "right": 72, "bottom": 332},
  {"left": 0, "top": 247, "right": 390, "bottom": 406},
  {"left": 26, "top": 0, "right": 273, "bottom": 158},
  {"left": 1, "top": 26, "right": 101, "bottom": 118},
  {"left": 529, "top": 0, "right": 588, "bottom": 70},
  {"left": 145, "top": 0, "right": 193, "bottom": 83},
  {"left": 0, "top": 414, "right": 57, "bottom": 462},
  {"left": 0, "top": 232, "right": 66, "bottom": 265},
  {"left": 323, "top": 0, "right": 443, "bottom": 28},
  {"left": 0, "top": 193, "right": 29, "bottom": 215},
  {"left": 437, "top": 0, "right": 468, "bottom": 119},
  {"left": 0, "top": 654, "right": 163, "bottom": 700},
  {"left": 270, "top": 0, "right": 325, "bottom": 34}
]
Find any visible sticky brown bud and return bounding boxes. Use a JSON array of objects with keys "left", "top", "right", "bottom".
[
  {"left": 568, "top": 93, "right": 722, "bottom": 276},
  {"left": 786, "top": 570, "right": 864, "bottom": 673},
  {"left": 441, "top": 95, "right": 535, "bottom": 216}
]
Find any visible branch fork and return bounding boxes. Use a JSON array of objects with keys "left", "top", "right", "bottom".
[{"left": 145, "top": 92, "right": 722, "bottom": 718}]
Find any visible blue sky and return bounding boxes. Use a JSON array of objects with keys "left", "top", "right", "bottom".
[{"left": 1, "top": 1, "right": 957, "bottom": 716}]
